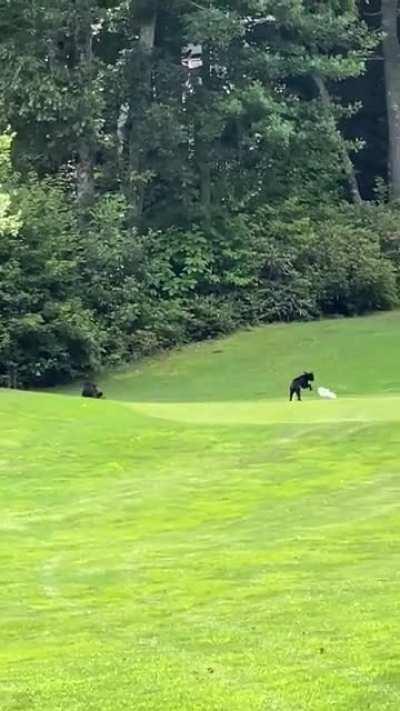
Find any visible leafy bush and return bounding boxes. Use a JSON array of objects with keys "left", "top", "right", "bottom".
[
  {"left": 248, "top": 200, "right": 397, "bottom": 321},
  {"left": 0, "top": 157, "right": 101, "bottom": 386},
  {"left": 314, "top": 220, "right": 397, "bottom": 315}
]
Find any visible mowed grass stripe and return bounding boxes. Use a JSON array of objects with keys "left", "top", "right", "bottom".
[{"left": 129, "top": 394, "right": 400, "bottom": 425}]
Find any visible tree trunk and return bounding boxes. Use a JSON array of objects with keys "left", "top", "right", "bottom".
[
  {"left": 77, "top": 139, "right": 94, "bottom": 210},
  {"left": 74, "top": 0, "right": 95, "bottom": 214},
  {"left": 194, "top": 48, "right": 212, "bottom": 222},
  {"left": 197, "top": 137, "right": 211, "bottom": 218},
  {"left": 382, "top": 0, "right": 400, "bottom": 200},
  {"left": 312, "top": 73, "right": 362, "bottom": 205},
  {"left": 125, "top": 0, "right": 158, "bottom": 224}
]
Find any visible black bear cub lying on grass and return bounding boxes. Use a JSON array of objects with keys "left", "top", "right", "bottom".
[
  {"left": 289, "top": 372, "right": 314, "bottom": 401},
  {"left": 81, "top": 382, "right": 104, "bottom": 399}
]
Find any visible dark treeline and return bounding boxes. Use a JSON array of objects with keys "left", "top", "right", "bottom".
[{"left": 0, "top": 0, "right": 400, "bottom": 387}]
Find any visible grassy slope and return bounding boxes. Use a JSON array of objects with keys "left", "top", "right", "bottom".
[
  {"left": 79, "top": 310, "right": 400, "bottom": 402},
  {"left": 2, "top": 312, "right": 400, "bottom": 709}
]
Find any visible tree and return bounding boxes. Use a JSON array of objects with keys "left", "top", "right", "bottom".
[
  {"left": 312, "top": 73, "right": 363, "bottom": 204},
  {"left": 0, "top": 0, "right": 107, "bottom": 213}
]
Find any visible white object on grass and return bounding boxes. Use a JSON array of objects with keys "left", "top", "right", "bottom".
[{"left": 317, "top": 386, "right": 337, "bottom": 400}]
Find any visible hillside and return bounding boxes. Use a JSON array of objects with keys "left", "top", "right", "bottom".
[
  {"left": 2, "top": 313, "right": 400, "bottom": 710},
  {"left": 59, "top": 311, "right": 400, "bottom": 403}
]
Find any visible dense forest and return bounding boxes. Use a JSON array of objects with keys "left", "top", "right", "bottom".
[{"left": 1, "top": 0, "right": 400, "bottom": 387}]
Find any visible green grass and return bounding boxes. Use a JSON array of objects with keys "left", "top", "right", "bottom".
[
  {"left": 3, "top": 312, "right": 400, "bottom": 709},
  {"left": 58, "top": 310, "right": 400, "bottom": 402}
]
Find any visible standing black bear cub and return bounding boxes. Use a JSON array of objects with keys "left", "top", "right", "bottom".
[
  {"left": 81, "top": 382, "right": 104, "bottom": 399},
  {"left": 289, "top": 372, "right": 314, "bottom": 401}
]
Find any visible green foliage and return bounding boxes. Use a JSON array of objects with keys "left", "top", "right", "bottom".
[
  {"left": 0, "top": 1, "right": 397, "bottom": 386},
  {"left": 351, "top": 201, "right": 400, "bottom": 285},
  {"left": 0, "top": 145, "right": 101, "bottom": 385},
  {"left": 0, "top": 140, "right": 397, "bottom": 386},
  {"left": 248, "top": 201, "right": 397, "bottom": 320},
  {"left": 312, "top": 213, "right": 398, "bottom": 315}
]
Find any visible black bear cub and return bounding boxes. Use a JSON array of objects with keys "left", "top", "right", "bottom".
[
  {"left": 289, "top": 372, "right": 314, "bottom": 401},
  {"left": 81, "top": 382, "right": 104, "bottom": 399}
]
